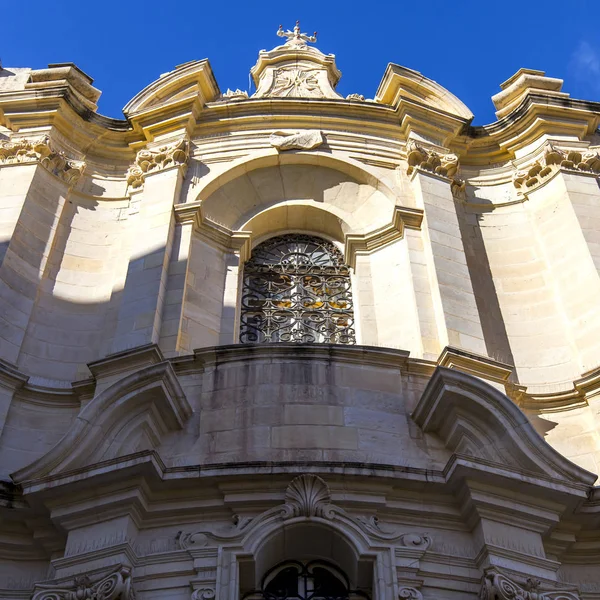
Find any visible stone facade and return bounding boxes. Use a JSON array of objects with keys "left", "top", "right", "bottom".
[{"left": 0, "top": 25, "right": 600, "bottom": 600}]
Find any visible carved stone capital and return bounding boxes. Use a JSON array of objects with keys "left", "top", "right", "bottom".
[
  {"left": 406, "top": 141, "right": 459, "bottom": 180},
  {"left": 513, "top": 143, "right": 600, "bottom": 192},
  {"left": 31, "top": 566, "right": 134, "bottom": 600},
  {"left": 0, "top": 136, "right": 86, "bottom": 185},
  {"left": 127, "top": 138, "right": 189, "bottom": 189},
  {"left": 480, "top": 569, "right": 580, "bottom": 600}
]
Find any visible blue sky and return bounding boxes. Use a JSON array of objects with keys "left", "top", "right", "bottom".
[{"left": 3, "top": 0, "right": 599, "bottom": 125}]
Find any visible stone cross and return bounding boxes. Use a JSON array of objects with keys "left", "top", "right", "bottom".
[{"left": 277, "top": 20, "right": 317, "bottom": 47}]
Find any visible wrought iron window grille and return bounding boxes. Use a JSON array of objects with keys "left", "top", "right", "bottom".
[
  {"left": 242, "top": 560, "right": 370, "bottom": 600},
  {"left": 240, "top": 234, "right": 356, "bottom": 345}
]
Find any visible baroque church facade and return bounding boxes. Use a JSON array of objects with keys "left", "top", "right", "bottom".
[{"left": 0, "top": 22, "right": 600, "bottom": 600}]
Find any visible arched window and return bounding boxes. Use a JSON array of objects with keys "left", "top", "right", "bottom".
[
  {"left": 240, "top": 234, "right": 356, "bottom": 344},
  {"left": 243, "top": 560, "right": 369, "bottom": 600}
]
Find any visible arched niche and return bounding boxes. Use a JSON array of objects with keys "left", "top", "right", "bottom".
[
  {"left": 200, "top": 163, "right": 395, "bottom": 236},
  {"left": 240, "top": 522, "right": 373, "bottom": 597}
]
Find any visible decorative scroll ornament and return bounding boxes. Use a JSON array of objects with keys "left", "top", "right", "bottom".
[
  {"left": 399, "top": 588, "right": 423, "bottom": 600},
  {"left": 177, "top": 474, "right": 431, "bottom": 552},
  {"left": 277, "top": 20, "right": 318, "bottom": 49},
  {"left": 406, "top": 141, "right": 459, "bottom": 179},
  {"left": 0, "top": 136, "right": 86, "bottom": 184},
  {"left": 513, "top": 143, "right": 600, "bottom": 191},
  {"left": 269, "top": 130, "right": 324, "bottom": 151},
  {"left": 126, "top": 139, "right": 189, "bottom": 189},
  {"left": 479, "top": 569, "right": 580, "bottom": 600},
  {"left": 282, "top": 474, "right": 334, "bottom": 519},
  {"left": 31, "top": 566, "right": 134, "bottom": 600},
  {"left": 191, "top": 589, "right": 216, "bottom": 600},
  {"left": 240, "top": 234, "right": 356, "bottom": 345}
]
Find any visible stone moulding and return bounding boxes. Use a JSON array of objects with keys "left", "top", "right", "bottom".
[
  {"left": 479, "top": 569, "right": 580, "bottom": 600},
  {"left": 31, "top": 565, "right": 134, "bottom": 600},
  {"left": 513, "top": 143, "right": 600, "bottom": 192},
  {"left": 0, "top": 135, "right": 86, "bottom": 184},
  {"left": 344, "top": 205, "right": 424, "bottom": 270},
  {"left": 126, "top": 138, "right": 189, "bottom": 189}
]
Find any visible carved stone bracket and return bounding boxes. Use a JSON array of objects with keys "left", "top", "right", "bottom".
[
  {"left": 269, "top": 130, "right": 324, "bottom": 151},
  {"left": 126, "top": 138, "right": 189, "bottom": 189},
  {"left": 513, "top": 143, "right": 600, "bottom": 191},
  {"left": 0, "top": 136, "right": 86, "bottom": 185},
  {"left": 479, "top": 569, "right": 580, "bottom": 600},
  {"left": 31, "top": 566, "right": 134, "bottom": 600}
]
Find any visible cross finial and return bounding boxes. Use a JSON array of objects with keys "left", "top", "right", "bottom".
[{"left": 277, "top": 20, "right": 318, "bottom": 48}]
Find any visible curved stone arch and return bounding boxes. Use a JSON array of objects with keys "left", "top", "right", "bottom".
[
  {"left": 12, "top": 362, "right": 190, "bottom": 483},
  {"left": 195, "top": 150, "right": 398, "bottom": 203},
  {"left": 240, "top": 202, "right": 351, "bottom": 248},
  {"left": 181, "top": 474, "right": 430, "bottom": 600}
]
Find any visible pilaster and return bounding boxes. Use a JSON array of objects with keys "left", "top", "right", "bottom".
[
  {"left": 110, "top": 140, "right": 188, "bottom": 354},
  {"left": 408, "top": 143, "right": 487, "bottom": 356},
  {"left": 0, "top": 135, "right": 85, "bottom": 369}
]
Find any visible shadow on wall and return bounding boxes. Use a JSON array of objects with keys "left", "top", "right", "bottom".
[{"left": 456, "top": 201, "right": 517, "bottom": 372}]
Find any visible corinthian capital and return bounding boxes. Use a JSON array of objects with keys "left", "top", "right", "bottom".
[
  {"left": 127, "top": 138, "right": 189, "bottom": 190},
  {"left": 0, "top": 136, "right": 85, "bottom": 185},
  {"left": 406, "top": 141, "right": 459, "bottom": 179}
]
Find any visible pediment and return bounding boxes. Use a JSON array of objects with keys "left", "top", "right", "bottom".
[
  {"left": 12, "top": 362, "right": 191, "bottom": 483},
  {"left": 412, "top": 367, "right": 597, "bottom": 487}
]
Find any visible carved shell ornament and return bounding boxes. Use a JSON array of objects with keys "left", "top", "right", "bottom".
[{"left": 282, "top": 474, "right": 334, "bottom": 519}]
